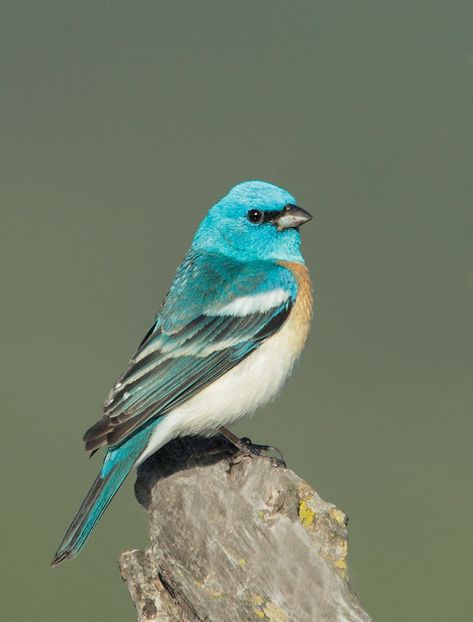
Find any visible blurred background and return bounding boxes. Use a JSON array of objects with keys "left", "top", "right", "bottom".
[{"left": 1, "top": 1, "right": 472, "bottom": 620}]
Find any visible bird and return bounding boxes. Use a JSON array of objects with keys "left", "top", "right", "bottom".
[{"left": 52, "top": 180, "right": 313, "bottom": 565}]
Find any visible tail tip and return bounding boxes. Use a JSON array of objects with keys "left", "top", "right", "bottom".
[{"left": 50, "top": 550, "right": 69, "bottom": 567}]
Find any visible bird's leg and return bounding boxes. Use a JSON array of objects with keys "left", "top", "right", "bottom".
[
  {"left": 218, "top": 427, "right": 250, "bottom": 452},
  {"left": 218, "top": 427, "right": 286, "bottom": 466}
]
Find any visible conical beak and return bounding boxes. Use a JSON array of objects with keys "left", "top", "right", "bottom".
[{"left": 275, "top": 204, "right": 313, "bottom": 230}]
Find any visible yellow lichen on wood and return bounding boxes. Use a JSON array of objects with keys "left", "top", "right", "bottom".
[
  {"left": 297, "top": 483, "right": 318, "bottom": 530},
  {"left": 330, "top": 507, "right": 347, "bottom": 526},
  {"left": 298, "top": 499, "right": 316, "bottom": 529},
  {"left": 262, "top": 601, "right": 289, "bottom": 622},
  {"left": 249, "top": 593, "right": 264, "bottom": 606},
  {"left": 334, "top": 559, "right": 347, "bottom": 574},
  {"left": 249, "top": 593, "right": 265, "bottom": 619}
]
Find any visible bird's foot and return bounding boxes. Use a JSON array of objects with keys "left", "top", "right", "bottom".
[
  {"left": 238, "top": 437, "right": 286, "bottom": 466},
  {"left": 218, "top": 427, "right": 286, "bottom": 468}
]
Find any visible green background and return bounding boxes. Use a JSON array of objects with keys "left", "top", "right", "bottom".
[{"left": 1, "top": 2, "right": 471, "bottom": 620}]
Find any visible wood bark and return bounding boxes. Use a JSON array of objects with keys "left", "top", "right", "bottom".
[{"left": 119, "top": 437, "right": 371, "bottom": 622}]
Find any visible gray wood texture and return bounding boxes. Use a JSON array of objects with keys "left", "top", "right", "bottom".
[{"left": 119, "top": 437, "right": 371, "bottom": 621}]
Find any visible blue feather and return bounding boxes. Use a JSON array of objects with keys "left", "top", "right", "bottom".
[{"left": 52, "top": 423, "right": 155, "bottom": 564}]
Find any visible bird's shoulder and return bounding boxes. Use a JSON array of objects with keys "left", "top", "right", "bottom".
[{"left": 157, "top": 250, "right": 299, "bottom": 334}]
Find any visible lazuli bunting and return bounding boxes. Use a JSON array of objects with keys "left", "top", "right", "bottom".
[{"left": 52, "top": 180, "right": 313, "bottom": 565}]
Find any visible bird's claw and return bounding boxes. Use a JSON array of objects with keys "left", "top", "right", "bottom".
[{"left": 228, "top": 437, "right": 286, "bottom": 468}]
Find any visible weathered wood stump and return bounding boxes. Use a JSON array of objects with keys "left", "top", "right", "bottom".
[{"left": 119, "top": 437, "right": 371, "bottom": 621}]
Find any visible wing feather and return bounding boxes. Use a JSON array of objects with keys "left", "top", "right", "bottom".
[{"left": 83, "top": 252, "right": 297, "bottom": 452}]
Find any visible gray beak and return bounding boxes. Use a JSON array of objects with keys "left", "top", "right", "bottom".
[{"left": 275, "top": 204, "right": 313, "bottom": 230}]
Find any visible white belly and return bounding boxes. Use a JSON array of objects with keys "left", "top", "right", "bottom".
[{"left": 136, "top": 312, "right": 304, "bottom": 465}]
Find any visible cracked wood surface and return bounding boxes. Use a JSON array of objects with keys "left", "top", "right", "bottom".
[{"left": 119, "top": 437, "right": 371, "bottom": 621}]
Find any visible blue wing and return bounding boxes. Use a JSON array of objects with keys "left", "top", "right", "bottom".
[{"left": 83, "top": 250, "right": 297, "bottom": 452}]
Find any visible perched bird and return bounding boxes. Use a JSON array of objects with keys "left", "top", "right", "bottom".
[{"left": 52, "top": 180, "right": 313, "bottom": 565}]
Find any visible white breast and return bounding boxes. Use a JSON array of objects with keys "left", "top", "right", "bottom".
[{"left": 136, "top": 309, "right": 305, "bottom": 465}]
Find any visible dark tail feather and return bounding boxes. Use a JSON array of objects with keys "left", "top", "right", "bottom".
[{"left": 51, "top": 425, "right": 153, "bottom": 566}]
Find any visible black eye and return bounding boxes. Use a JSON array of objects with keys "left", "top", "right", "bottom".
[{"left": 247, "top": 209, "right": 264, "bottom": 224}]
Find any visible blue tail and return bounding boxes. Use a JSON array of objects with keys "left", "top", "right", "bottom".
[{"left": 52, "top": 425, "right": 153, "bottom": 566}]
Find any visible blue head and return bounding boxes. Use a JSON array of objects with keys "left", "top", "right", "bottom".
[{"left": 192, "top": 181, "right": 312, "bottom": 263}]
